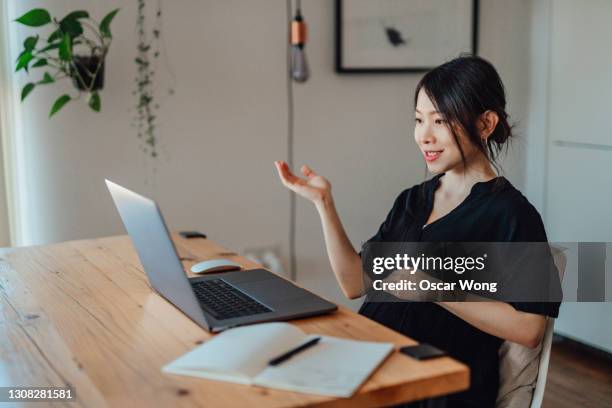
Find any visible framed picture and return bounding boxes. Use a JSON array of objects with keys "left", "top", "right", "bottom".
[{"left": 335, "top": 0, "right": 479, "bottom": 73}]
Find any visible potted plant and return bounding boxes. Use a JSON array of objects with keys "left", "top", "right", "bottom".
[{"left": 14, "top": 7, "right": 119, "bottom": 116}]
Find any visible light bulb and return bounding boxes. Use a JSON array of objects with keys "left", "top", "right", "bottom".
[
  {"left": 290, "top": 8, "right": 309, "bottom": 83},
  {"left": 291, "top": 45, "right": 309, "bottom": 83}
]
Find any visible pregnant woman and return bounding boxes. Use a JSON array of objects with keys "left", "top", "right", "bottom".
[{"left": 274, "top": 56, "right": 559, "bottom": 408}]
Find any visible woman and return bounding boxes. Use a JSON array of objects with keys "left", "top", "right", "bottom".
[{"left": 274, "top": 56, "right": 559, "bottom": 408}]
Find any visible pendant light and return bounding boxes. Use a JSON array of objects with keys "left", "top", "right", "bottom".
[{"left": 290, "top": 0, "right": 309, "bottom": 83}]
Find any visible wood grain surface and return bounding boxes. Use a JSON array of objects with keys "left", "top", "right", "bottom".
[{"left": 0, "top": 234, "right": 469, "bottom": 407}]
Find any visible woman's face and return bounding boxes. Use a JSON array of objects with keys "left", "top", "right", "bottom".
[{"left": 414, "top": 89, "right": 479, "bottom": 174}]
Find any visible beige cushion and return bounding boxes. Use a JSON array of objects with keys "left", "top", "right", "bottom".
[
  {"left": 496, "top": 246, "right": 565, "bottom": 408},
  {"left": 496, "top": 339, "right": 542, "bottom": 407}
]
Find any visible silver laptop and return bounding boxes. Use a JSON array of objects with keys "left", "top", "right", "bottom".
[{"left": 106, "top": 180, "right": 336, "bottom": 332}]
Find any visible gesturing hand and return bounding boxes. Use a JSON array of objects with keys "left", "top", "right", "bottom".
[{"left": 274, "top": 160, "right": 332, "bottom": 206}]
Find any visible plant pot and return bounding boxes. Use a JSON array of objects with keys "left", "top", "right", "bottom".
[{"left": 70, "top": 55, "right": 105, "bottom": 91}]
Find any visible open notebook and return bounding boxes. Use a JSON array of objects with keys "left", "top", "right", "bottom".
[{"left": 162, "top": 322, "right": 394, "bottom": 397}]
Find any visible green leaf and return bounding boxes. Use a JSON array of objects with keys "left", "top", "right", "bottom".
[
  {"left": 58, "top": 33, "right": 72, "bottom": 61},
  {"left": 134, "top": 57, "right": 148, "bottom": 66},
  {"left": 49, "top": 94, "right": 71, "bottom": 117},
  {"left": 60, "top": 18, "right": 83, "bottom": 38},
  {"left": 21, "top": 83, "right": 35, "bottom": 101},
  {"left": 38, "top": 42, "right": 60, "bottom": 53},
  {"left": 88, "top": 92, "right": 101, "bottom": 112},
  {"left": 38, "top": 72, "right": 55, "bottom": 84},
  {"left": 23, "top": 35, "right": 39, "bottom": 51},
  {"left": 15, "top": 9, "right": 51, "bottom": 27},
  {"left": 15, "top": 49, "right": 26, "bottom": 63},
  {"left": 31, "top": 58, "right": 48, "bottom": 68},
  {"left": 48, "top": 29, "right": 62, "bottom": 43},
  {"left": 99, "top": 8, "right": 119, "bottom": 38},
  {"left": 61, "top": 10, "right": 89, "bottom": 21},
  {"left": 15, "top": 51, "right": 34, "bottom": 72},
  {"left": 15, "top": 50, "right": 27, "bottom": 62}
]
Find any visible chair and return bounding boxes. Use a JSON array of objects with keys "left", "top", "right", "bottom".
[
  {"left": 529, "top": 317, "right": 555, "bottom": 408},
  {"left": 496, "top": 247, "right": 566, "bottom": 408}
]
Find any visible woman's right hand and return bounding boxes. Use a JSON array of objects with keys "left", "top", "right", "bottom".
[{"left": 274, "top": 160, "right": 331, "bottom": 206}]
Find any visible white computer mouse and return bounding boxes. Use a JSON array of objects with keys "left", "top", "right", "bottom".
[{"left": 190, "top": 259, "right": 242, "bottom": 274}]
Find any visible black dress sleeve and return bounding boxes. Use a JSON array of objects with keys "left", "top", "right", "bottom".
[
  {"left": 506, "top": 200, "right": 561, "bottom": 318},
  {"left": 358, "top": 188, "right": 415, "bottom": 284},
  {"left": 360, "top": 187, "right": 412, "bottom": 250}
]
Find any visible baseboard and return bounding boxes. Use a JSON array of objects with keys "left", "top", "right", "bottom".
[{"left": 552, "top": 333, "right": 612, "bottom": 363}]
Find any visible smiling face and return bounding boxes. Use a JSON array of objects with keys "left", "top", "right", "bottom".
[{"left": 414, "top": 89, "right": 481, "bottom": 174}]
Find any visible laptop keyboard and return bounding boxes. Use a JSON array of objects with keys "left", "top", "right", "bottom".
[{"left": 191, "top": 279, "right": 272, "bottom": 320}]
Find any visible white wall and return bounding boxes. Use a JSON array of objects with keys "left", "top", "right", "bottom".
[
  {"left": 527, "top": 0, "right": 612, "bottom": 353},
  {"left": 8, "top": 0, "right": 533, "bottom": 308},
  {"left": 0, "top": 1, "right": 16, "bottom": 247},
  {"left": 524, "top": 0, "right": 552, "bottom": 212}
]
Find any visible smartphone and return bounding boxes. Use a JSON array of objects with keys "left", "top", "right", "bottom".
[
  {"left": 400, "top": 344, "right": 447, "bottom": 360},
  {"left": 179, "top": 231, "right": 207, "bottom": 239}
]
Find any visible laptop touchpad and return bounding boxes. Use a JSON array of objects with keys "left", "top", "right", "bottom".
[{"left": 238, "top": 279, "right": 308, "bottom": 302}]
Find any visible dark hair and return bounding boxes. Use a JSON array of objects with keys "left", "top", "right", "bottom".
[{"left": 414, "top": 55, "right": 513, "bottom": 172}]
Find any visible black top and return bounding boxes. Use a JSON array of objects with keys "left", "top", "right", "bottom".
[{"left": 358, "top": 174, "right": 560, "bottom": 408}]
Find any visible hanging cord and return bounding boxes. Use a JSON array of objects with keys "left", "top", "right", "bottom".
[{"left": 286, "top": 0, "right": 297, "bottom": 281}]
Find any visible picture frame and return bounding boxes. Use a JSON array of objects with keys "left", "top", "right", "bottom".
[{"left": 335, "top": 0, "right": 479, "bottom": 73}]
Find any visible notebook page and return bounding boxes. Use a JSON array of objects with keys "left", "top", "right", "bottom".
[
  {"left": 163, "top": 322, "right": 306, "bottom": 382},
  {"left": 254, "top": 336, "right": 394, "bottom": 397}
]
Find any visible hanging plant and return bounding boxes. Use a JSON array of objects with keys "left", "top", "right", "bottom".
[
  {"left": 14, "top": 7, "right": 119, "bottom": 116},
  {"left": 133, "top": 0, "right": 171, "bottom": 158}
]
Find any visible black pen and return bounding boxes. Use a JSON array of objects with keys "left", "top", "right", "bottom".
[{"left": 268, "top": 337, "right": 321, "bottom": 366}]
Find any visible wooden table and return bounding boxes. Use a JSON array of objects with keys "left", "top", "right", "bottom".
[{"left": 0, "top": 235, "right": 469, "bottom": 407}]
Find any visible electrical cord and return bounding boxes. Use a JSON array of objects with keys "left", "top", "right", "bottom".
[{"left": 286, "top": 0, "right": 297, "bottom": 281}]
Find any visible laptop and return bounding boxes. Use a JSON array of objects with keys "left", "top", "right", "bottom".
[{"left": 106, "top": 180, "right": 337, "bottom": 332}]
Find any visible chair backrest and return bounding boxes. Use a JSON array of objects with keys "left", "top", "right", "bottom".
[
  {"left": 496, "top": 246, "right": 566, "bottom": 408},
  {"left": 529, "top": 247, "right": 566, "bottom": 408},
  {"left": 529, "top": 318, "right": 555, "bottom": 408}
]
